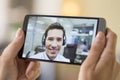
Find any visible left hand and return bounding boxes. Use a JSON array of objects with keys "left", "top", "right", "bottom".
[{"left": 0, "top": 28, "right": 40, "bottom": 80}]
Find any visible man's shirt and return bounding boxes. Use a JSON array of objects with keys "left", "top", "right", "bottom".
[{"left": 29, "top": 51, "right": 70, "bottom": 62}]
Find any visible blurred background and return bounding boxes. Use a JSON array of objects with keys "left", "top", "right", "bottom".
[{"left": 0, "top": 0, "right": 120, "bottom": 80}]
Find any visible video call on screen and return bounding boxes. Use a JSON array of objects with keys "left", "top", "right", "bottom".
[{"left": 22, "top": 16, "right": 98, "bottom": 64}]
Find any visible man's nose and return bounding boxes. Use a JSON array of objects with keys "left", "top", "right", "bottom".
[{"left": 51, "top": 40, "right": 57, "bottom": 47}]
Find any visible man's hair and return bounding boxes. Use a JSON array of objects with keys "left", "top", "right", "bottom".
[
  {"left": 42, "top": 22, "right": 66, "bottom": 45},
  {"left": 44, "top": 22, "right": 65, "bottom": 38}
]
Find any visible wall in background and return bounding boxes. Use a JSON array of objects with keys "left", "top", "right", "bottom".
[
  {"left": 0, "top": 0, "right": 120, "bottom": 80},
  {"left": 80, "top": 0, "right": 120, "bottom": 56}
]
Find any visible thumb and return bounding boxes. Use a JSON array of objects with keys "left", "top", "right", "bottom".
[{"left": 2, "top": 28, "right": 24, "bottom": 60}]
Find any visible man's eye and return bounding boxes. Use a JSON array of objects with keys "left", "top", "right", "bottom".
[
  {"left": 48, "top": 38, "right": 53, "bottom": 41},
  {"left": 57, "top": 38, "right": 62, "bottom": 42}
]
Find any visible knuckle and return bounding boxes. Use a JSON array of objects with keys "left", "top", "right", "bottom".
[
  {"left": 111, "top": 31, "right": 117, "bottom": 39},
  {"left": 108, "top": 30, "right": 117, "bottom": 39},
  {"left": 104, "top": 53, "right": 115, "bottom": 64},
  {"left": 81, "top": 62, "right": 95, "bottom": 71}
]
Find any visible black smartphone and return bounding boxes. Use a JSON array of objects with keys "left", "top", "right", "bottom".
[{"left": 19, "top": 15, "right": 106, "bottom": 65}]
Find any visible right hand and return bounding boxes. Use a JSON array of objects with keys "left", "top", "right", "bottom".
[{"left": 78, "top": 28, "right": 119, "bottom": 80}]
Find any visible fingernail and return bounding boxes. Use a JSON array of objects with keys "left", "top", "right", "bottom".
[
  {"left": 15, "top": 28, "right": 22, "bottom": 38},
  {"left": 96, "top": 32, "right": 105, "bottom": 42}
]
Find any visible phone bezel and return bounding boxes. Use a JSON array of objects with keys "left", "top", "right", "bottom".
[{"left": 18, "top": 15, "right": 106, "bottom": 65}]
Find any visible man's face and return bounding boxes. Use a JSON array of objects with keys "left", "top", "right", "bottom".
[{"left": 45, "top": 29, "right": 63, "bottom": 60}]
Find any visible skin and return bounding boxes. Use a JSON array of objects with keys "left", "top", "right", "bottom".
[
  {"left": 0, "top": 29, "right": 40, "bottom": 80},
  {"left": 78, "top": 28, "right": 120, "bottom": 80},
  {"left": 0, "top": 28, "right": 119, "bottom": 80},
  {"left": 45, "top": 29, "right": 63, "bottom": 60}
]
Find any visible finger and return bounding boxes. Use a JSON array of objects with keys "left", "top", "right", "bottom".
[
  {"left": 18, "top": 71, "right": 40, "bottom": 80},
  {"left": 96, "top": 29, "right": 117, "bottom": 68},
  {"left": 2, "top": 28, "right": 24, "bottom": 60},
  {"left": 103, "top": 29, "right": 117, "bottom": 57},
  {"left": 112, "top": 61, "right": 120, "bottom": 80},
  {"left": 31, "top": 69, "right": 40, "bottom": 80},
  {"left": 25, "top": 61, "right": 40, "bottom": 79},
  {"left": 17, "top": 74, "right": 28, "bottom": 80},
  {"left": 82, "top": 32, "right": 105, "bottom": 68}
]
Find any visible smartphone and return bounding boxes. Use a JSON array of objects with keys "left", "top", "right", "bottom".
[{"left": 19, "top": 15, "right": 106, "bottom": 65}]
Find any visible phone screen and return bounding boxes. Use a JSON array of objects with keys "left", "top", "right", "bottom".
[{"left": 21, "top": 15, "right": 103, "bottom": 65}]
